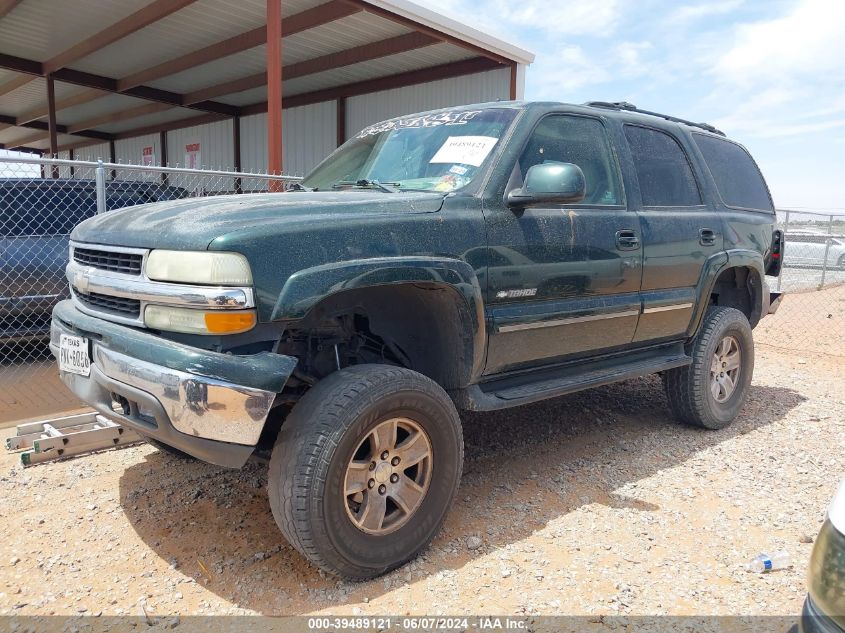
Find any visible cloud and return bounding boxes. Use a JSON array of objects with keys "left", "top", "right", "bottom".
[
  {"left": 501, "top": 0, "right": 622, "bottom": 36},
  {"left": 663, "top": 0, "right": 745, "bottom": 27},
  {"left": 714, "top": 0, "right": 845, "bottom": 85},
  {"left": 422, "top": 0, "right": 623, "bottom": 38},
  {"left": 703, "top": 0, "right": 845, "bottom": 138}
]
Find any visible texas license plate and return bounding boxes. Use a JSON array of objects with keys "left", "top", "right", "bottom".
[{"left": 59, "top": 334, "right": 91, "bottom": 377}]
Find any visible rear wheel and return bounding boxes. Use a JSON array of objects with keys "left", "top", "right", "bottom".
[
  {"left": 838, "top": 254, "right": 845, "bottom": 270},
  {"left": 268, "top": 364, "right": 463, "bottom": 579},
  {"left": 663, "top": 306, "right": 754, "bottom": 429}
]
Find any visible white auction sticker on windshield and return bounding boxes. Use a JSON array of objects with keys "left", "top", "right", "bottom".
[{"left": 429, "top": 136, "right": 498, "bottom": 167}]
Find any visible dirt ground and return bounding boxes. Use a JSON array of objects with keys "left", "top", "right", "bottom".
[{"left": 0, "top": 290, "right": 843, "bottom": 621}]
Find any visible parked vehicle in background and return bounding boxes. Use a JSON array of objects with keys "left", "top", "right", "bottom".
[
  {"left": 1, "top": 179, "right": 187, "bottom": 344},
  {"left": 802, "top": 478, "right": 845, "bottom": 633},
  {"left": 787, "top": 232, "right": 845, "bottom": 269},
  {"left": 51, "top": 100, "right": 783, "bottom": 579}
]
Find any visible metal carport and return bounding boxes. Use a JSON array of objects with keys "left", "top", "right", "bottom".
[{"left": 0, "top": 0, "right": 533, "bottom": 176}]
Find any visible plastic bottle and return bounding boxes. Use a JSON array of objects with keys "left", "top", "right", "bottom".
[{"left": 746, "top": 551, "right": 791, "bottom": 573}]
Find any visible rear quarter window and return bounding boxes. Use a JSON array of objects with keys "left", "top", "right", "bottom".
[{"left": 693, "top": 134, "right": 773, "bottom": 211}]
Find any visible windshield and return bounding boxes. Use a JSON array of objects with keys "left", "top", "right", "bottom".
[{"left": 301, "top": 108, "right": 518, "bottom": 193}]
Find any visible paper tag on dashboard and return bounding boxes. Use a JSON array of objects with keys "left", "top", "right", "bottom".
[{"left": 429, "top": 136, "right": 499, "bottom": 167}]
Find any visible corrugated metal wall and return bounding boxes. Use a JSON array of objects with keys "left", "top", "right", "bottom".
[
  {"left": 55, "top": 68, "right": 511, "bottom": 182},
  {"left": 240, "top": 100, "right": 337, "bottom": 177},
  {"left": 114, "top": 133, "right": 160, "bottom": 180},
  {"left": 56, "top": 150, "right": 72, "bottom": 179},
  {"left": 167, "top": 119, "right": 235, "bottom": 192},
  {"left": 345, "top": 67, "right": 511, "bottom": 139},
  {"left": 167, "top": 119, "right": 234, "bottom": 170},
  {"left": 72, "top": 142, "right": 111, "bottom": 163}
]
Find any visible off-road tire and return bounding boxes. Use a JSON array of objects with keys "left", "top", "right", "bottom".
[
  {"left": 268, "top": 364, "right": 464, "bottom": 580},
  {"left": 143, "top": 437, "right": 195, "bottom": 460},
  {"left": 663, "top": 306, "right": 754, "bottom": 429}
]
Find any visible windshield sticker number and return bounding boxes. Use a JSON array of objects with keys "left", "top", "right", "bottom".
[
  {"left": 356, "top": 110, "right": 482, "bottom": 138},
  {"left": 429, "top": 136, "right": 499, "bottom": 167},
  {"left": 449, "top": 165, "right": 469, "bottom": 175}
]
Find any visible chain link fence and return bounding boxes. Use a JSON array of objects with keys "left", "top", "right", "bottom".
[
  {"left": 1, "top": 154, "right": 843, "bottom": 425},
  {"left": 0, "top": 154, "right": 299, "bottom": 424},
  {"left": 754, "top": 208, "right": 845, "bottom": 360}
]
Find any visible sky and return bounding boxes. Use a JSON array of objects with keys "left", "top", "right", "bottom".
[{"left": 426, "top": 0, "right": 845, "bottom": 214}]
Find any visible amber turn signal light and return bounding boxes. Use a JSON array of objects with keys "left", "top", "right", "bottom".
[{"left": 203, "top": 310, "right": 257, "bottom": 334}]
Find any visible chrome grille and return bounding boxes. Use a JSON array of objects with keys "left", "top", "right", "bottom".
[
  {"left": 73, "top": 288, "right": 141, "bottom": 318},
  {"left": 73, "top": 247, "right": 143, "bottom": 275}
]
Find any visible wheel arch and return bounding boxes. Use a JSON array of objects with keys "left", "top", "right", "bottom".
[
  {"left": 688, "top": 250, "right": 766, "bottom": 336},
  {"left": 274, "top": 257, "right": 487, "bottom": 389}
]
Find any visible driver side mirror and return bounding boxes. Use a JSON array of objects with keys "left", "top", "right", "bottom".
[{"left": 506, "top": 162, "right": 586, "bottom": 209}]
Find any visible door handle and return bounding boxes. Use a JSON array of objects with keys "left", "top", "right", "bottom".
[
  {"left": 616, "top": 229, "right": 640, "bottom": 250},
  {"left": 699, "top": 228, "right": 716, "bottom": 246}
]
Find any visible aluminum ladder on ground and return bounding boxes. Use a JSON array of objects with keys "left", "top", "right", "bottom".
[{"left": 5, "top": 412, "right": 142, "bottom": 466}]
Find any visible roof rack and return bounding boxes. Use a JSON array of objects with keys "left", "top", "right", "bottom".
[{"left": 585, "top": 101, "right": 725, "bottom": 136}]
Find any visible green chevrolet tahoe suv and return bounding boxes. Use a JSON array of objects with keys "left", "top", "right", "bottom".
[{"left": 50, "top": 101, "right": 783, "bottom": 579}]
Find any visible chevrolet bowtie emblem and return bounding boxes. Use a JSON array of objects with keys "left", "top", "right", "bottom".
[{"left": 74, "top": 269, "right": 92, "bottom": 293}]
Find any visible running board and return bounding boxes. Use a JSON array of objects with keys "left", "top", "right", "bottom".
[{"left": 455, "top": 345, "right": 692, "bottom": 411}]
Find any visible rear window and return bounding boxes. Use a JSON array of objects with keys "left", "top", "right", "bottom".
[
  {"left": 624, "top": 125, "right": 702, "bottom": 207},
  {"left": 693, "top": 134, "right": 773, "bottom": 211}
]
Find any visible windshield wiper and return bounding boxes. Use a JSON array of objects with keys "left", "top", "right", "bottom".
[{"left": 331, "top": 179, "right": 400, "bottom": 193}]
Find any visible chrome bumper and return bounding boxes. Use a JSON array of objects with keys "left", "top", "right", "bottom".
[
  {"left": 50, "top": 317, "right": 281, "bottom": 468},
  {"left": 91, "top": 343, "right": 275, "bottom": 445}
]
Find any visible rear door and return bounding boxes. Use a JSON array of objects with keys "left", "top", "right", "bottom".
[
  {"left": 482, "top": 113, "right": 642, "bottom": 374},
  {"left": 622, "top": 124, "right": 722, "bottom": 343}
]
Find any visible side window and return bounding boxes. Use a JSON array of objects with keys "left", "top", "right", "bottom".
[
  {"left": 693, "top": 134, "right": 772, "bottom": 211},
  {"left": 624, "top": 125, "right": 702, "bottom": 207},
  {"left": 518, "top": 115, "right": 623, "bottom": 205}
]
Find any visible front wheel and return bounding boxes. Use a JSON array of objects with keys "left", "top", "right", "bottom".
[
  {"left": 838, "top": 254, "right": 845, "bottom": 270},
  {"left": 268, "top": 364, "right": 463, "bottom": 579},
  {"left": 663, "top": 306, "right": 754, "bottom": 429}
]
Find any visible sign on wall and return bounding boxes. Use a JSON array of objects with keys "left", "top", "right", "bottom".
[
  {"left": 141, "top": 146, "right": 155, "bottom": 166},
  {"left": 184, "top": 138, "right": 201, "bottom": 169}
]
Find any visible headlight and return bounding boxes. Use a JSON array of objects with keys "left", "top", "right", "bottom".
[
  {"left": 144, "top": 305, "right": 256, "bottom": 335},
  {"left": 145, "top": 250, "right": 252, "bottom": 285}
]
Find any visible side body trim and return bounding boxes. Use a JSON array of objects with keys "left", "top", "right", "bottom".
[{"left": 497, "top": 309, "right": 639, "bottom": 333}]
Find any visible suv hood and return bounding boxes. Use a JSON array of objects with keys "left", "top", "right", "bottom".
[{"left": 71, "top": 190, "right": 445, "bottom": 250}]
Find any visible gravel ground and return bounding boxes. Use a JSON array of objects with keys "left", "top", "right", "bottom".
[{"left": 0, "top": 295, "right": 843, "bottom": 620}]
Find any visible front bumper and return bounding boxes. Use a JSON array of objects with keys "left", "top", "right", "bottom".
[
  {"left": 50, "top": 300, "right": 296, "bottom": 468},
  {"left": 803, "top": 596, "right": 845, "bottom": 633}
]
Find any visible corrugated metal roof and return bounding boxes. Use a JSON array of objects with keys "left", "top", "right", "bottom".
[
  {"left": 0, "top": 127, "right": 28, "bottom": 145},
  {"left": 283, "top": 42, "right": 472, "bottom": 96},
  {"left": 0, "top": 77, "right": 78, "bottom": 118},
  {"left": 73, "top": 0, "right": 274, "bottom": 79},
  {"left": 215, "top": 87, "right": 268, "bottom": 107},
  {"left": 100, "top": 106, "right": 207, "bottom": 135},
  {"left": 0, "top": 0, "right": 533, "bottom": 150},
  {"left": 56, "top": 93, "right": 155, "bottom": 127},
  {"left": 147, "top": 12, "right": 412, "bottom": 94},
  {"left": 0, "top": 0, "right": 157, "bottom": 62}
]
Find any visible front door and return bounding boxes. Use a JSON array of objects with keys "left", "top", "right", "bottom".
[{"left": 482, "top": 114, "right": 642, "bottom": 375}]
